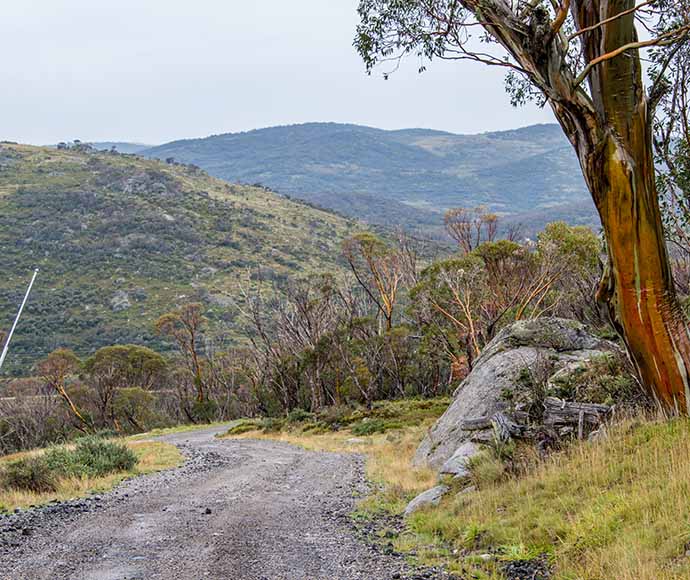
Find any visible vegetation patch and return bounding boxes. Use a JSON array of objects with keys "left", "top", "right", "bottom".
[
  {"left": 0, "top": 438, "right": 182, "bottom": 512},
  {"left": 222, "top": 398, "right": 451, "bottom": 439},
  {"left": 1, "top": 456, "right": 58, "bottom": 493},
  {"left": 548, "top": 352, "right": 642, "bottom": 407},
  {"left": 0, "top": 143, "right": 357, "bottom": 376},
  {"left": 224, "top": 420, "right": 261, "bottom": 436},
  {"left": 43, "top": 437, "right": 137, "bottom": 478}
]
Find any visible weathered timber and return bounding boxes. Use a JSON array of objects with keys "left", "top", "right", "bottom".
[
  {"left": 543, "top": 397, "right": 611, "bottom": 427},
  {"left": 491, "top": 411, "right": 524, "bottom": 443}
]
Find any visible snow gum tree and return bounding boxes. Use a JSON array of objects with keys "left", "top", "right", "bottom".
[{"left": 355, "top": 0, "right": 690, "bottom": 412}]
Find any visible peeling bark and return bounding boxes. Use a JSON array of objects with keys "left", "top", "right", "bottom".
[{"left": 483, "top": 0, "right": 690, "bottom": 412}]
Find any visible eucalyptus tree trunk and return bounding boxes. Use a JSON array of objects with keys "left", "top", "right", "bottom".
[
  {"left": 573, "top": 115, "right": 690, "bottom": 412},
  {"left": 553, "top": 0, "right": 690, "bottom": 412},
  {"left": 476, "top": 0, "right": 690, "bottom": 411}
]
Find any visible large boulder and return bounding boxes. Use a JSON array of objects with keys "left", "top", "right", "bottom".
[{"left": 414, "top": 318, "right": 613, "bottom": 471}]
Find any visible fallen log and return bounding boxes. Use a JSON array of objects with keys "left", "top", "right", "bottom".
[{"left": 543, "top": 397, "right": 611, "bottom": 429}]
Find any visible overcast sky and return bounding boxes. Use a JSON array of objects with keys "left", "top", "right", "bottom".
[{"left": 1, "top": 0, "right": 554, "bottom": 145}]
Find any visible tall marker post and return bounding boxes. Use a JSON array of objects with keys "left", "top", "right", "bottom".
[{"left": 0, "top": 268, "right": 39, "bottom": 372}]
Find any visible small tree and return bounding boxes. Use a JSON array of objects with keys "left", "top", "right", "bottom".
[
  {"left": 412, "top": 224, "right": 601, "bottom": 369},
  {"left": 84, "top": 345, "right": 166, "bottom": 428},
  {"left": 343, "top": 233, "right": 404, "bottom": 331},
  {"left": 536, "top": 222, "right": 603, "bottom": 324},
  {"left": 156, "top": 303, "right": 207, "bottom": 402},
  {"left": 444, "top": 206, "right": 499, "bottom": 253},
  {"left": 38, "top": 349, "right": 90, "bottom": 431},
  {"left": 113, "top": 388, "right": 157, "bottom": 432}
]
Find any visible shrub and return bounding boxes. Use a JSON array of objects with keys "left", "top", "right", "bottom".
[
  {"left": 549, "top": 352, "right": 643, "bottom": 406},
  {"left": 45, "top": 437, "right": 137, "bottom": 478},
  {"left": 300, "top": 421, "right": 329, "bottom": 434},
  {"left": 1, "top": 456, "right": 58, "bottom": 493},
  {"left": 468, "top": 451, "right": 507, "bottom": 489},
  {"left": 225, "top": 420, "right": 260, "bottom": 435},
  {"left": 260, "top": 418, "right": 285, "bottom": 433},
  {"left": 317, "top": 405, "right": 358, "bottom": 428},
  {"left": 287, "top": 408, "right": 315, "bottom": 423},
  {"left": 350, "top": 418, "right": 402, "bottom": 436}
]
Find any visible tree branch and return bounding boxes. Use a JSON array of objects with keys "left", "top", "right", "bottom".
[
  {"left": 547, "top": 0, "right": 571, "bottom": 44},
  {"left": 567, "top": 1, "right": 652, "bottom": 43},
  {"left": 573, "top": 25, "right": 690, "bottom": 87}
]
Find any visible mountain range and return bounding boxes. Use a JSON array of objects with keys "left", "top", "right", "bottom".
[{"left": 141, "top": 123, "right": 600, "bottom": 235}]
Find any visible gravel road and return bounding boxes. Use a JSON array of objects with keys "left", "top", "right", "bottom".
[{"left": 0, "top": 426, "right": 450, "bottom": 580}]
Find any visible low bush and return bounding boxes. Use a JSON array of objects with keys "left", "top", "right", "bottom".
[
  {"left": 260, "top": 418, "right": 286, "bottom": 433},
  {"left": 1, "top": 456, "right": 58, "bottom": 493},
  {"left": 225, "top": 420, "right": 260, "bottom": 435},
  {"left": 300, "top": 421, "right": 330, "bottom": 434},
  {"left": 351, "top": 418, "right": 402, "bottom": 436},
  {"left": 317, "top": 405, "right": 358, "bottom": 427},
  {"left": 287, "top": 408, "right": 315, "bottom": 423},
  {"left": 45, "top": 437, "right": 137, "bottom": 478},
  {"left": 549, "top": 352, "right": 643, "bottom": 407}
]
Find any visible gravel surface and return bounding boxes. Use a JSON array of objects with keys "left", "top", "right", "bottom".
[{"left": 0, "top": 426, "right": 454, "bottom": 579}]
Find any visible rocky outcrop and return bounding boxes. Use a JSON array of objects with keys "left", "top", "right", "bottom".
[
  {"left": 110, "top": 290, "right": 131, "bottom": 312},
  {"left": 414, "top": 318, "right": 614, "bottom": 471}
]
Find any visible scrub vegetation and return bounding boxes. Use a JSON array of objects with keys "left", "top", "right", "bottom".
[{"left": 0, "top": 436, "right": 182, "bottom": 511}]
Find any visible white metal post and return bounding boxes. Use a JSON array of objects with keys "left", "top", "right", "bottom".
[{"left": 0, "top": 268, "right": 39, "bottom": 372}]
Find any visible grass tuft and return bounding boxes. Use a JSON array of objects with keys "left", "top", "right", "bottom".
[{"left": 1, "top": 456, "right": 58, "bottom": 493}]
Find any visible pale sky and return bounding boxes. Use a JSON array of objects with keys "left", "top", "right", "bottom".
[{"left": 1, "top": 0, "right": 554, "bottom": 145}]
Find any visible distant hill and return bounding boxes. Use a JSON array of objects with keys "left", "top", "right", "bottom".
[
  {"left": 0, "top": 144, "right": 359, "bottom": 375},
  {"left": 142, "top": 123, "right": 600, "bottom": 235},
  {"left": 88, "top": 142, "right": 154, "bottom": 154}
]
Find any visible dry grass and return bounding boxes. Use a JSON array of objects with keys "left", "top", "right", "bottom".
[
  {"left": 0, "top": 440, "right": 182, "bottom": 511},
  {"left": 404, "top": 417, "right": 690, "bottom": 579},
  {"left": 225, "top": 406, "right": 690, "bottom": 579},
  {"left": 230, "top": 426, "right": 436, "bottom": 512}
]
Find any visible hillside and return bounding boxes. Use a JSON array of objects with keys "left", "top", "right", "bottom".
[
  {"left": 0, "top": 144, "right": 358, "bottom": 375},
  {"left": 143, "top": 123, "right": 600, "bottom": 234}
]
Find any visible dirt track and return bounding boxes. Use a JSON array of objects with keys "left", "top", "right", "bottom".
[{"left": 0, "top": 426, "right": 445, "bottom": 580}]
